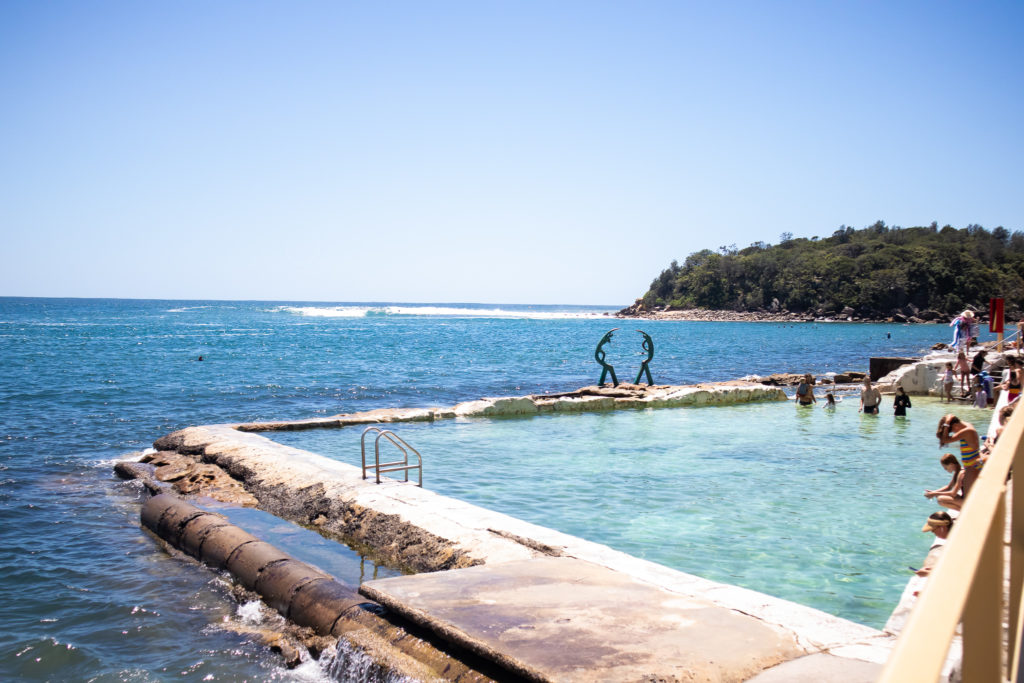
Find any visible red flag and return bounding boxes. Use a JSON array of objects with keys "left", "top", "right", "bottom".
[{"left": 990, "top": 298, "right": 1004, "bottom": 333}]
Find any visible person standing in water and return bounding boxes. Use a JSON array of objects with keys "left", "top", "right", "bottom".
[
  {"left": 859, "top": 377, "right": 881, "bottom": 414},
  {"left": 893, "top": 386, "right": 912, "bottom": 416},
  {"left": 795, "top": 373, "right": 817, "bottom": 406},
  {"left": 937, "top": 414, "right": 983, "bottom": 498}
]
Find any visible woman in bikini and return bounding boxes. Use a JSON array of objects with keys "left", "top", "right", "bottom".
[{"left": 937, "top": 414, "right": 982, "bottom": 498}]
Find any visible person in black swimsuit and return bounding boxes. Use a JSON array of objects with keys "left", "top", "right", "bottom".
[{"left": 893, "top": 386, "right": 912, "bottom": 416}]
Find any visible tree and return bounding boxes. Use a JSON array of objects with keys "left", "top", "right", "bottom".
[{"left": 634, "top": 222, "right": 1024, "bottom": 318}]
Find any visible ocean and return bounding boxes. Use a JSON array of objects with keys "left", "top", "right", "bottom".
[{"left": 0, "top": 297, "right": 973, "bottom": 680}]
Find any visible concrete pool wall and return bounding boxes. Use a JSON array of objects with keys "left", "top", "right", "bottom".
[{"left": 130, "top": 382, "right": 911, "bottom": 680}]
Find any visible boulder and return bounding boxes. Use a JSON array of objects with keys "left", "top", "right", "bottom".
[{"left": 758, "top": 373, "right": 805, "bottom": 386}]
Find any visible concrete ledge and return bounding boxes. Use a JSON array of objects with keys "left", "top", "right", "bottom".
[
  {"left": 361, "top": 556, "right": 803, "bottom": 682},
  {"left": 230, "top": 382, "right": 787, "bottom": 432}
]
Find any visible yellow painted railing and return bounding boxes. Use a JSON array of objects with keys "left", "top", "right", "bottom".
[{"left": 879, "top": 401, "right": 1024, "bottom": 682}]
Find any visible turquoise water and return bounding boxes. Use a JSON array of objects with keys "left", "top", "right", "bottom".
[
  {"left": 0, "top": 297, "right": 990, "bottom": 679},
  {"left": 270, "top": 398, "right": 992, "bottom": 629}
]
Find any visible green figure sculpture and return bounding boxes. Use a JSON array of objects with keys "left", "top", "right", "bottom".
[
  {"left": 595, "top": 328, "right": 619, "bottom": 387},
  {"left": 635, "top": 329, "right": 654, "bottom": 385}
]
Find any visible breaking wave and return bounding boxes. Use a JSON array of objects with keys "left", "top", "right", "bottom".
[{"left": 275, "top": 305, "right": 613, "bottom": 320}]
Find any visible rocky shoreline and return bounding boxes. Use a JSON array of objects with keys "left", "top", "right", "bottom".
[{"left": 614, "top": 301, "right": 987, "bottom": 324}]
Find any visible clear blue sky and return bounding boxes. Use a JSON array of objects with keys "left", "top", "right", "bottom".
[{"left": 2, "top": 1, "right": 1021, "bottom": 305}]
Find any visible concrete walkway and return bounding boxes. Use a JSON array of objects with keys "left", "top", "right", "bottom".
[{"left": 362, "top": 557, "right": 882, "bottom": 682}]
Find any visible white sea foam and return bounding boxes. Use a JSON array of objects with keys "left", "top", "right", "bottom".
[
  {"left": 236, "top": 600, "right": 264, "bottom": 625},
  {"left": 276, "top": 304, "right": 611, "bottom": 320},
  {"left": 167, "top": 306, "right": 213, "bottom": 313},
  {"left": 93, "top": 449, "right": 155, "bottom": 470},
  {"left": 278, "top": 306, "right": 373, "bottom": 318}
]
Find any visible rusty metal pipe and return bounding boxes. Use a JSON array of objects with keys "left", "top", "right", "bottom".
[{"left": 140, "top": 494, "right": 495, "bottom": 681}]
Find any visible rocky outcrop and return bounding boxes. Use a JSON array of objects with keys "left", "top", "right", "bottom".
[
  {"left": 877, "top": 351, "right": 1013, "bottom": 396},
  {"left": 746, "top": 372, "right": 866, "bottom": 387},
  {"left": 615, "top": 305, "right": 954, "bottom": 324}
]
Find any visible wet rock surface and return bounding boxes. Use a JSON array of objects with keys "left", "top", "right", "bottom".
[{"left": 138, "top": 450, "right": 260, "bottom": 506}]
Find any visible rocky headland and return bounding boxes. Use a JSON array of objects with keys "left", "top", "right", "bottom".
[{"left": 615, "top": 300, "right": 986, "bottom": 325}]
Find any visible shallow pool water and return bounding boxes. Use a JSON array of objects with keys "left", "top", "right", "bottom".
[{"left": 269, "top": 396, "right": 994, "bottom": 629}]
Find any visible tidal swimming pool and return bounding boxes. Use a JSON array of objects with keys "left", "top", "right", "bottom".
[{"left": 268, "top": 397, "right": 992, "bottom": 629}]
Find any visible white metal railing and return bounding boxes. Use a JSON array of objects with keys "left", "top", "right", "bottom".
[{"left": 360, "top": 426, "right": 423, "bottom": 487}]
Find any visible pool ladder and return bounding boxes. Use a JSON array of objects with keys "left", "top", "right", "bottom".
[{"left": 360, "top": 426, "right": 423, "bottom": 487}]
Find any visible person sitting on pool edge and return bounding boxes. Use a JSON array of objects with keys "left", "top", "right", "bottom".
[
  {"left": 859, "top": 377, "right": 881, "bottom": 414},
  {"left": 916, "top": 511, "right": 955, "bottom": 577},
  {"left": 795, "top": 373, "right": 817, "bottom": 406},
  {"left": 937, "top": 414, "right": 983, "bottom": 498},
  {"left": 924, "top": 453, "right": 964, "bottom": 511}
]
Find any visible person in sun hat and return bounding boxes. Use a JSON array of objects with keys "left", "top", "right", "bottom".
[
  {"left": 951, "top": 310, "right": 975, "bottom": 353},
  {"left": 916, "top": 511, "right": 954, "bottom": 577},
  {"left": 922, "top": 510, "right": 954, "bottom": 537}
]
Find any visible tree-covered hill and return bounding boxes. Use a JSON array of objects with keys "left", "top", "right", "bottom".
[{"left": 634, "top": 222, "right": 1024, "bottom": 320}]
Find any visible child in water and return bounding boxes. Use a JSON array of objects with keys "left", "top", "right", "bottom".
[
  {"left": 973, "top": 380, "right": 988, "bottom": 409},
  {"left": 823, "top": 393, "right": 836, "bottom": 410}
]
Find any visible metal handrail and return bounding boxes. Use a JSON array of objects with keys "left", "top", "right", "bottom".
[
  {"left": 979, "top": 327, "right": 1020, "bottom": 353},
  {"left": 879, "top": 393, "right": 1024, "bottom": 681},
  {"left": 360, "top": 426, "right": 423, "bottom": 487}
]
